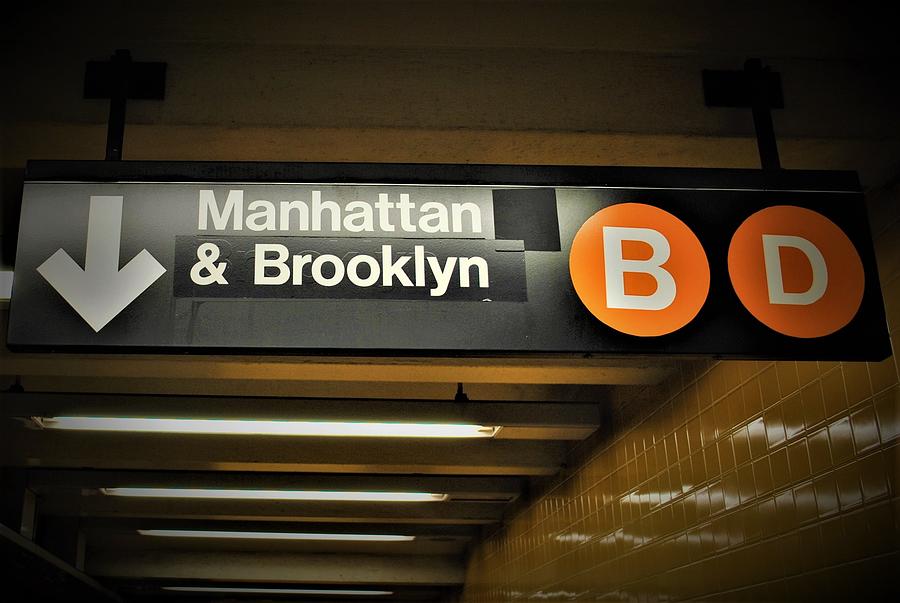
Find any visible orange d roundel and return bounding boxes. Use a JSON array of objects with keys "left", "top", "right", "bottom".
[
  {"left": 569, "top": 203, "right": 710, "bottom": 337},
  {"left": 728, "top": 205, "right": 865, "bottom": 338}
]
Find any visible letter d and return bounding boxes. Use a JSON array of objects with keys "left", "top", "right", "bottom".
[
  {"left": 603, "top": 226, "right": 676, "bottom": 310},
  {"left": 762, "top": 235, "right": 828, "bottom": 305}
]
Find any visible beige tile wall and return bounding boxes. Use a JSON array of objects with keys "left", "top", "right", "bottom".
[{"left": 462, "top": 184, "right": 900, "bottom": 602}]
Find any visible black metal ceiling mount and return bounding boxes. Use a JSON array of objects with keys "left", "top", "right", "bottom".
[
  {"left": 702, "top": 59, "right": 784, "bottom": 171},
  {"left": 83, "top": 53, "right": 781, "bottom": 170},
  {"left": 454, "top": 383, "right": 469, "bottom": 402},
  {"left": 84, "top": 50, "right": 166, "bottom": 161}
]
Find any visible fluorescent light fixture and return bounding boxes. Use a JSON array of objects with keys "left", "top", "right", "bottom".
[
  {"left": 163, "top": 586, "right": 392, "bottom": 596},
  {"left": 101, "top": 487, "right": 448, "bottom": 502},
  {"left": 138, "top": 529, "right": 415, "bottom": 542},
  {"left": 35, "top": 416, "right": 500, "bottom": 438}
]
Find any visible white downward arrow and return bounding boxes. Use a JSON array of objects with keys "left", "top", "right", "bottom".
[{"left": 37, "top": 195, "right": 166, "bottom": 332}]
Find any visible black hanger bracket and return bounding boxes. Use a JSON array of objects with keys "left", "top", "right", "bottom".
[
  {"left": 702, "top": 59, "right": 784, "bottom": 170},
  {"left": 84, "top": 50, "right": 166, "bottom": 161}
]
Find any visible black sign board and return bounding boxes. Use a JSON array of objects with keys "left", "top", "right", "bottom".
[{"left": 6, "top": 161, "right": 890, "bottom": 359}]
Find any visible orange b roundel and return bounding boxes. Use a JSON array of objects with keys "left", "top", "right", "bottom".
[
  {"left": 728, "top": 205, "right": 864, "bottom": 338},
  {"left": 569, "top": 203, "right": 710, "bottom": 337}
]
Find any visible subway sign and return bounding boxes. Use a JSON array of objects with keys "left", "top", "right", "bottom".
[{"left": 6, "top": 161, "right": 890, "bottom": 359}]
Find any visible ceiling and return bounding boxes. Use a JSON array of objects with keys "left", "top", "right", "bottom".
[{"left": 0, "top": 304, "right": 671, "bottom": 601}]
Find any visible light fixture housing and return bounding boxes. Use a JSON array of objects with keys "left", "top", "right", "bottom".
[
  {"left": 101, "top": 487, "right": 448, "bottom": 502},
  {"left": 138, "top": 529, "right": 415, "bottom": 542},
  {"left": 162, "top": 586, "right": 393, "bottom": 596},
  {"left": 32, "top": 416, "right": 501, "bottom": 438}
]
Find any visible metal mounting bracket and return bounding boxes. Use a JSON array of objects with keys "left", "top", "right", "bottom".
[
  {"left": 84, "top": 50, "right": 166, "bottom": 161},
  {"left": 703, "top": 59, "right": 784, "bottom": 170}
]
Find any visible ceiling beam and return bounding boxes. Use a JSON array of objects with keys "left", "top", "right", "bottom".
[
  {"left": 0, "top": 311, "right": 672, "bottom": 386},
  {"left": 26, "top": 469, "right": 523, "bottom": 501},
  {"left": 77, "top": 517, "right": 479, "bottom": 539},
  {"left": 86, "top": 550, "right": 465, "bottom": 585},
  {"left": 39, "top": 493, "right": 508, "bottom": 524},
  {"left": 0, "top": 351, "right": 670, "bottom": 385},
  {"left": 87, "top": 533, "right": 469, "bottom": 558},
  {"left": 2, "top": 421, "right": 566, "bottom": 475},
  {"left": 4, "top": 376, "right": 615, "bottom": 403}
]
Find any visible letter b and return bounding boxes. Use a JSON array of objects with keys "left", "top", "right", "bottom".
[
  {"left": 254, "top": 243, "right": 290, "bottom": 285},
  {"left": 602, "top": 226, "right": 676, "bottom": 311},
  {"left": 570, "top": 203, "right": 710, "bottom": 337}
]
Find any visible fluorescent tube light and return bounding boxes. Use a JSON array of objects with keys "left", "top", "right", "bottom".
[
  {"left": 138, "top": 529, "right": 415, "bottom": 542},
  {"left": 36, "top": 416, "right": 500, "bottom": 438},
  {"left": 163, "top": 586, "right": 392, "bottom": 596},
  {"left": 101, "top": 487, "right": 448, "bottom": 502}
]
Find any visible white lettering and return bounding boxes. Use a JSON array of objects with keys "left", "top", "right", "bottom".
[
  {"left": 197, "top": 190, "right": 485, "bottom": 236},
  {"left": 250, "top": 244, "right": 490, "bottom": 297},
  {"left": 312, "top": 254, "right": 345, "bottom": 286},
  {"left": 199, "top": 189, "right": 243, "bottom": 231},
  {"left": 343, "top": 201, "right": 375, "bottom": 233},
  {"left": 414, "top": 244, "right": 426, "bottom": 286},
  {"left": 254, "top": 244, "right": 290, "bottom": 285},
  {"left": 381, "top": 245, "right": 413, "bottom": 287},
  {"left": 452, "top": 202, "right": 482, "bottom": 234},
  {"left": 762, "top": 234, "right": 828, "bottom": 305},
  {"left": 291, "top": 254, "right": 312, "bottom": 285},
  {"left": 347, "top": 254, "right": 380, "bottom": 287},
  {"left": 459, "top": 257, "right": 489, "bottom": 288},
  {"left": 419, "top": 202, "right": 449, "bottom": 233},
  {"left": 398, "top": 194, "right": 416, "bottom": 232},
  {"left": 312, "top": 191, "right": 340, "bottom": 232},
  {"left": 603, "top": 226, "right": 676, "bottom": 311},
  {"left": 375, "top": 194, "right": 396, "bottom": 232},
  {"left": 279, "top": 201, "right": 310, "bottom": 231},
  {"left": 246, "top": 199, "right": 276, "bottom": 231},
  {"left": 427, "top": 256, "right": 457, "bottom": 297}
]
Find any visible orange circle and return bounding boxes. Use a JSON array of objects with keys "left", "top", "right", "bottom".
[
  {"left": 569, "top": 203, "right": 710, "bottom": 337},
  {"left": 728, "top": 205, "right": 864, "bottom": 338}
]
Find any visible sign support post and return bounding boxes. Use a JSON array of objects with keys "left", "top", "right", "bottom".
[
  {"left": 83, "top": 50, "right": 167, "bottom": 161},
  {"left": 702, "top": 58, "right": 784, "bottom": 170}
]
